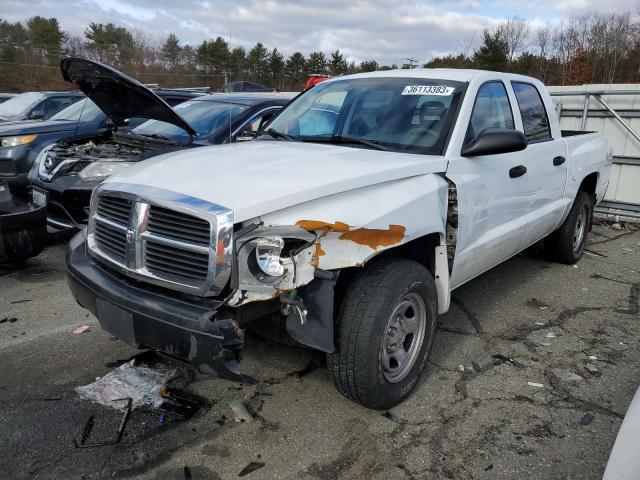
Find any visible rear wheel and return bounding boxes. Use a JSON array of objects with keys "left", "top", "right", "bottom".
[
  {"left": 545, "top": 191, "right": 593, "bottom": 264},
  {"left": 327, "top": 258, "right": 437, "bottom": 409}
]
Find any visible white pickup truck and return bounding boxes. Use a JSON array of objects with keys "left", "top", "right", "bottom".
[{"left": 66, "top": 69, "right": 611, "bottom": 409}]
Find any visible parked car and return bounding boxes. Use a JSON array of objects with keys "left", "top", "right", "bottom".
[
  {"left": 0, "top": 179, "right": 46, "bottom": 264},
  {"left": 221, "top": 81, "right": 273, "bottom": 93},
  {"left": 602, "top": 386, "right": 640, "bottom": 480},
  {"left": 0, "top": 91, "right": 84, "bottom": 122},
  {"left": 0, "top": 90, "right": 201, "bottom": 197},
  {"left": 66, "top": 69, "right": 611, "bottom": 409},
  {"left": 0, "top": 93, "right": 17, "bottom": 104},
  {"left": 30, "top": 58, "right": 291, "bottom": 230}
]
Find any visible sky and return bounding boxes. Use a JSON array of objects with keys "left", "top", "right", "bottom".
[{"left": 2, "top": 0, "right": 639, "bottom": 65}]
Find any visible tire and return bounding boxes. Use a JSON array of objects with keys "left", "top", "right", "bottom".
[
  {"left": 545, "top": 190, "right": 593, "bottom": 264},
  {"left": 327, "top": 258, "right": 438, "bottom": 409}
]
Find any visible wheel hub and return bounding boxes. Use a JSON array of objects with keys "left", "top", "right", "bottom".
[{"left": 381, "top": 292, "right": 427, "bottom": 383}]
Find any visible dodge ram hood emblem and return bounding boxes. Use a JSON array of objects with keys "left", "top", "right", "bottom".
[{"left": 126, "top": 228, "right": 135, "bottom": 243}]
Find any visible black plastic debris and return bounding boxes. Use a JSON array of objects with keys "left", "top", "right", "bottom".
[
  {"left": 73, "top": 398, "right": 132, "bottom": 448},
  {"left": 239, "top": 461, "right": 265, "bottom": 477},
  {"left": 492, "top": 354, "right": 524, "bottom": 369},
  {"left": 580, "top": 413, "right": 594, "bottom": 426},
  {"left": 184, "top": 466, "right": 192, "bottom": 480},
  {"left": 382, "top": 411, "right": 401, "bottom": 423},
  {"left": 485, "top": 464, "right": 494, "bottom": 471},
  {"left": 471, "top": 360, "right": 482, "bottom": 372}
]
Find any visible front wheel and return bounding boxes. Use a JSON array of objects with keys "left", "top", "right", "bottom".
[
  {"left": 545, "top": 190, "right": 593, "bottom": 264},
  {"left": 327, "top": 259, "right": 438, "bottom": 409}
]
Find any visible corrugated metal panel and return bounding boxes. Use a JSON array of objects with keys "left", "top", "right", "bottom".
[{"left": 548, "top": 84, "right": 640, "bottom": 216}]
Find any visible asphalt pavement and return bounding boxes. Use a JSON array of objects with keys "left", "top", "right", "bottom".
[{"left": 0, "top": 222, "right": 638, "bottom": 480}]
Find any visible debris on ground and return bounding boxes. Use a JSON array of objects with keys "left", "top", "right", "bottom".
[
  {"left": 74, "top": 398, "right": 132, "bottom": 448},
  {"left": 585, "top": 363, "right": 601, "bottom": 376},
  {"left": 526, "top": 298, "right": 549, "bottom": 309},
  {"left": 552, "top": 368, "right": 584, "bottom": 382},
  {"left": 184, "top": 466, "right": 192, "bottom": 480},
  {"left": 492, "top": 354, "right": 525, "bottom": 369},
  {"left": 471, "top": 360, "right": 482, "bottom": 372},
  {"left": 382, "top": 411, "right": 401, "bottom": 423},
  {"left": 611, "top": 223, "right": 622, "bottom": 231},
  {"left": 72, "top": 325, "right": 90, "bottom": 334},
  {"left": 0, "top": 317, "right": 18, "bottom": 324},
  {"left": 288, "top": 357, "right": 324, "bottom": 380},
  {"left": 229, "top": 400, "right": 254, "bottom": 423},
  {"left": 546, "top": 332, "right": 556, "bottom": 338},
  {"left": 239, "top": 461, "right": 265, "bottom": 477},
  {"left": 156, "top": 388, "right": 206, "bottom": 420},
  {"left": 580, "top": 413, "right": 595, "bottom": 426},
  {"left": 75, "top": 360, "right": 175, "bottom": 410},
  {"left": 528, "top": 381, "right": 544, "bottom": 388}
]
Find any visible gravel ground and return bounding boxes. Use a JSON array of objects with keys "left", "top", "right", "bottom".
[{"left": 0, "top": 223, "right": 638, "bottom": 480}]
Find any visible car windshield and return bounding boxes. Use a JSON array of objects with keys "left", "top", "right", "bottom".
[
  {"left": 265, "top": 76, "right": 466, "bottom": 155},
  {"left": 0, "top": 92, "right": 46, "bottom": 120},
  {"left": 50, "top": 98, "right": 103, "bottom": 122},
  {"left": 131, "top": 100, "right": 248, "bottom": 141}
]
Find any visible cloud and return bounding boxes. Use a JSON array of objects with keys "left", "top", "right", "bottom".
[{"left": 1, "top": 0, "right": 638, "bottom": 64}]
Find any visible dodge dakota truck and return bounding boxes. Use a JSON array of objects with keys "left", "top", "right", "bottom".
[{"left": 66, "top": 69, "right": 611, "bottom": 409}]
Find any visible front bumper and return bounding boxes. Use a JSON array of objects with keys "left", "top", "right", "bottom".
[
  {"left": 66, "top": 232, "right": 245, "bottom": 378},
  {"left": 32, "top": 177, "right": 97, "bottom": 230},
  {"left": 0, "top": 193, "right": 47, "bottom": 263}
]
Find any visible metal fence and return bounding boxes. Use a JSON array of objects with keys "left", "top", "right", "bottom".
[{"left": 549, "top": 84, "right": 640, "bottom": 219}]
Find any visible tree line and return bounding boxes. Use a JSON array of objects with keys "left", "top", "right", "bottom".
[
  {"left": 1, "top": 11, "right": 639, "bottom": 93},
  {"left": 425, "top": 13, "right": 640, "bottom": 85}
]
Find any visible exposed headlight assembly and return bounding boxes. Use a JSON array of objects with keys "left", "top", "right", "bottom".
[
  {"left": 234, "top": 226, "right": 317, "bottom": 296},
  {"left": 78, "top": 161, "right": 135, "bottom": 182},
  {"left": 1, "top": 134, "right": 37, "bottom": 148},
  {"left": 254, "top": 236, "right": 285, "bottom": 277}
]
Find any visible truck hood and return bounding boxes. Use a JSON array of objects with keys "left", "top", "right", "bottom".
[
  {"left": 105, "top": 141, "right": 448, "bottom": 222},
  {"left": 0, "top": 119, "right": 76, "bottom": 136},
  {"left": 60, "top": 58, "right": 196, "bottom": 136}
]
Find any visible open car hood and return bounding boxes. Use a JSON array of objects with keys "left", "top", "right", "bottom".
[{"left": 60, "top": 58, "right": 196, "bottom": 136}]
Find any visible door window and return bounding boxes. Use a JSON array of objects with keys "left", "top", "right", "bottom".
[
  {"left": 466, "top": 81, "right": 514, "bottom": 142},
  {"left": 511, "top": 82, "right": 551, "bottom": 142}
]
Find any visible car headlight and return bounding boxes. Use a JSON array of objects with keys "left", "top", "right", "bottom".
[
  {"left": 254, "top": 236, "right": 285, "bottom": 277},
  {"left": 1, "top": 134, "right": 37, "bottom": 148},
  {"left": 78, "top": 161, "right": 134, "bottom": 182}
]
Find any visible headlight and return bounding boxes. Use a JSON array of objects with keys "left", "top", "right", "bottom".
[
  {"left": 1, "top": 134, "right": 37, "bottom": 148},
  {"left": 255, "top": 236, "right": 285, "bottom": 277},
  {"left": 78, "top": 161, "right": 134, "bottom": 182}
]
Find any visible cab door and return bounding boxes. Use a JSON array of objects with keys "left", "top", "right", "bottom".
[
  {"left": 510, "top": 81, "right": 568, "bottom": 246},
  {"left": 446, "top": 80, "right": 530, "bottom": 288}
]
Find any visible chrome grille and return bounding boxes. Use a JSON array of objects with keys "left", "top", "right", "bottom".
[
  {"left": 145, "top": 241, "right": 209, "bottom": 282},
  {"left": 96, "top": 196, "right": 132, "bottom": 225},
  {"left": 147, "top": 205, "right": 210, "bottom": 244},
  {"left": 94, "top": 221, "right": 126, "bottom": 263},
  {"left": 86, "top": 185, "right": 234, "bottom": 297}
]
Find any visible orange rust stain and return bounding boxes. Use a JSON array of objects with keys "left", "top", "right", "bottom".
[
  {"left": 296, "top": 220, "right": 350, "bottom": 232},
  {"left": 339, "top": 225, "right": 406, "bottom": 250}
]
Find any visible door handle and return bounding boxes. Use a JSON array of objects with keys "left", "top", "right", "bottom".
[
  {"left": 509, "top": 165, "right": 527, "bottom": 178},
  {"left": 553, "top": 156, "right": 566, "bottom": 166}
]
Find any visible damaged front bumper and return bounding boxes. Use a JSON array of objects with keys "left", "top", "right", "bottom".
[{"left": 66, "top": 231, "right": 245, "bottom": 379}]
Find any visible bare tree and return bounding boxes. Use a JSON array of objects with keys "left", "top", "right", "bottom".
[{"left": 498, "top": 16, "right": 531, "bottom": 62}]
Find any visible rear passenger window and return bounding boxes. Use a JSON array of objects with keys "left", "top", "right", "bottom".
[
  {"left": 467, "top": 81, "right": 514, "bottom": 142},
  {"left": 511, "top": 82, "right": 551, "bottom": 142}
]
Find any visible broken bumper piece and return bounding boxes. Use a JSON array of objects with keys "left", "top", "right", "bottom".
[{"left": 65, "top": 231, "right": 245, "bottom": 380}]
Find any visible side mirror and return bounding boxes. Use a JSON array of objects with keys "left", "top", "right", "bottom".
[
  {"left": 461, "top": 128, "right": 527, "bottom": 157},
  {"left": 29, "top": 110, "right": 45, "bottom": 120}
]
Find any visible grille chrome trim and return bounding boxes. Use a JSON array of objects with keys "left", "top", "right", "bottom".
[{"left": 86, "top": 183, "right": 234, "bottom": 296}]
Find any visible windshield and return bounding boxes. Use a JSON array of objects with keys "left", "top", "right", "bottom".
[
  {"left": 131, "top": 100, "right": 248, "bottom": 141},
  {"left": 266, "top": 77, "right": 465, "bottom": 155},
  {"left": 50, "top": 98, "right": 103, "bottom": 122},
  {"left": 0, "top": 92, "right": 46, "bottom": 120}
]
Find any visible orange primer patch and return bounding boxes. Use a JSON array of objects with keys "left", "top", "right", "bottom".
[
  {"left": 295, "top": 220, "right": 350, "bottom": 232},
  {"left": 339, "top": 225, "right": 406, "bottom": 250}
]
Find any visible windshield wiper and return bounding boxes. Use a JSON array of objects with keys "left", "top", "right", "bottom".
[
  {"left": 257, "top": 128, "right": 296, "bottom": 141},
  {"left": 301, "top": 135, "right": 388, "bottom": 151}
]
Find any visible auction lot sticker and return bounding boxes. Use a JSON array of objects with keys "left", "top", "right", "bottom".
[{"left": 401, "top": 85, "right": 454, "bottom": 95}]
